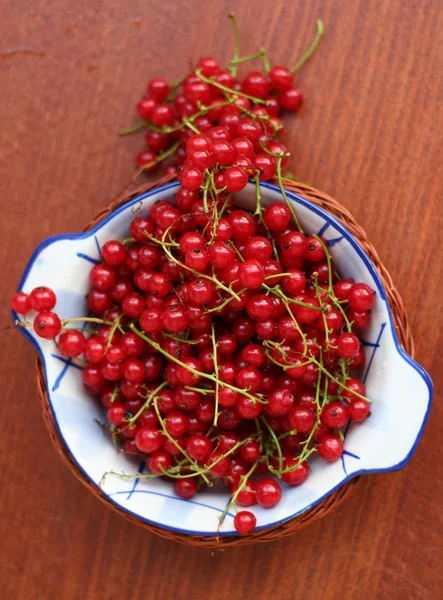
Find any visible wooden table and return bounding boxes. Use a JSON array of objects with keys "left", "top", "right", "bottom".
[{"left": 1, "top": 1, "right": 442, "bottom": 598}]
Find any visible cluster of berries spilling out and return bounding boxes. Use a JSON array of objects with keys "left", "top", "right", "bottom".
[
  {"left": 13, "top": 187, "right": 375, "bottom": 535},
  {"left": 13, "top": 17, "right": 376, "bottom": 537},
  {"left": 122, "top": 15, "right": 324, "bottom": 186}
]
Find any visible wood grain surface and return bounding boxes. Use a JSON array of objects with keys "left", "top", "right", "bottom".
[{"left": 1, "top": 1, "right": 442, "bottom": 598}]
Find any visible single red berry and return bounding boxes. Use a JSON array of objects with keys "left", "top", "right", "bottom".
[
  {"left": 147, "top": 77, "right": 169, "bottom": 102},
  {"left": 266, "top": 388, "right": 294, "bottom": 417},
  {"left": 227, "top": 210, "right": 256, "bottom": 242},
  {"left": 321, "top": 401, "right": 349, "bottom": 428},
  {"left": 232, "top": 479, "right": 256, "bottom": 507},
  {"left": 337, "top": 333, "right": 360, "bottom": 358},
  {"left": 180, "top": 166, "right": 203, "bottom": 191},
  {"left": 146, "top": 130, "right": 170, "bottom": 152},
  {"left": 122, "top": 292, "right": 145, "bottom": 318},
  {"left": 11, "top": 292, "right": 32, "bottom": 314},
  {"left": 269, "top": 65, "right": 293, "bottom": 90},
  {"left": 348, "top": 283, "right": 376, "bottom": 312},
  {"left": 208, "top": 241, "right": 236, "bottom": 269},
  {"left": 252, "top": 153, "right": 276, "bottom": 181},
  {"left": 164, "top": 411, "right": 189, "bottom": 437},
  {"left": 246, "top": 294, "right": 274, "bottom": 321},
  {"left": 263, "top": 202, "right": 291, "bottom": 232},
  {"left": 244, "top": 236, "right": 272, "bottom": 262},
  {"left": 238, "top": 259, "right": 265, "bottom": 289},
  {"left": 58, "top": 330, "right": 86, "bottom": 357},
  {"left": 349, "top": 399, "right": 370, "bottom": 421},
  {"left": 148, "top": 450, "right": 172, "bottom": 474},
  {"left": 186, "top": 434, "right": 212, "bottom": 462},
  {"left": 318, "top": 433, "right": 344, "bottom": 461},
  {"left": 255, "top": 478, "right": 282, "bottom": 508},
  {"left": 280, "top": 88, "right": 303, "bottom": 111},
  {"left": 242, "top": 72, "right": 270, "bottom": 99},
  {"left": 107, "top": 404, "right": 126, "bottom": 425},
  {"left": 333, "top": 278, "right": 355, "bottom": 301},
  {"left": 151, "top": 103, "right": 175, "bottom": 127},
  {"left": 174, "top": 478, "right": 197, "bottom": 499},
  {"left": 236, "top": 396, "right": 263, "bottom": 419},
  {"left": 304, "top": 236, "right": 327, "bottom": 261},
  {"left": 30, "top": 286, "right": 57, "bottom": 311},
  {"left": 341, "top": 378, "right": 366, "bottom": 403},
  {"left": 187, "top": 279, "right": 215, "bottom": 305},
  {"left": 136, "top": 149, "right": 157, "bottom": 171},
  {"left": 223, "top": 166, "right": 249, "bottom": 192},
  {"left": 130, "top": 216, "right": 155, "bottom": 241},
  {"left": 33, "top": 311, "right": 61, "bottom": 339},
  {"left": 197, "top": 56, "right": 220, "bottom": 77},
  {"left": 281, "top": 458, "right": 309, "bottom": 486},
  {"left": 137, "top": 97, "right": 156, "bottom": 120},
  {"left": 162, "top": 305, "right": 190, "bottom": 333},
  {"left": 101, "top": 240, "right": 126, "bottom": 265},
  {"left": 288, "top": 406, "right": 315, "bottom": 433},
  {"left": 240, "top": 440, "right": 261, "bottom": 463}
]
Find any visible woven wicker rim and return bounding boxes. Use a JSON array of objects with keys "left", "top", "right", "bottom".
[{"left": 35, "top": 176, "right": 414, "bottom": 547}]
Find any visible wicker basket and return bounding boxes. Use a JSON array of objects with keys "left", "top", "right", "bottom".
[{"left": 35, "top": 176, "right": 414, "bottom": 547}]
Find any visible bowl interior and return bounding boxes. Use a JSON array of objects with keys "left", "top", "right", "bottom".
[{"left": 15, "top": 181, "right": 432, "bottom": 535}]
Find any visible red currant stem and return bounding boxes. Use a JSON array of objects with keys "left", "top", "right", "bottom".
[
  {"left": 209, "top": 168, "right": 226, "bottom": 196},
  {"left": 195, "top": 68, "right": 267, "bottom": 105},
  {"left": 227, "top": 12, "right": 241, "bottom": 76},
  {"left": 204, "top": 286, "right": 248, "bottom": 314},
  {"left": 162, "top": 331, "right": 198, "bottom": 344},
  {"left": 260, "top": 47, "right": 271, "bottom": 73},
  {"left": 261, "top": 416, "right": 284, "bottom": 475},
  {"left": 258, "top": 141, "right": 290, "bottom": 159},
  {"left": 184, "top": 385, "right": 213, "bottom": 395},
  {"left": 166, "top": 75, "right": 185, "bottom": 101},
  {"left": 126, "top": 381, "right": 168, "bottom": 427},
  {"left": 202, "top": 176, "right": 210, "bottom": 213},
  {"left": 228, "top": 240, "right": 245, "bottom": 262},
  {"left": 291, "top": 19, "right": 324, "bottom": 73},
  {"left": 264, "top": 283, "right": 322, "bottom": 311},
  {"left": 141, "top": 141, "right": 181, "bottom": 171},
  {"left": 277, "top": 429, "right": 298, "bottom": 441},
  {"left": 338, "top": 358, "right": 350, "bottom": 394},
  {"left": 312, "top": 235, "right": 353, "bottom": 332},
  {"left": 182, "top": 118, "right": 200, "bottom": 134},
  {"left": 119, "top": 120, "right": 148, "bottom": 136},
  {"left": 264, "top": 272, "right": 292, "bottom": 280},
  {"left": 210, "top": 324, "right": 220, "bottom": 427},
  {"left": 263, "top": 348, "right": 313, "bottom": 370},
  {"left": 105, "top": 315, "right": 123, "bottom": 351},
  {"left": 109, "top": 424, "right": 120, "bottom": 452},
  {"left": 120, "top": 237, "right": 136, "bottom": 245},
  {"left": 217, "top": 459, "right": 259, "bottom": 532},
  {"left": 312, "top": 357, "right": 372, "bottom": 403},
  {"left": 337, "top": 428, "right": 345, "bottom": 442},
  {"left": 230, "top": 49, "right": 266, "bottom": 65},
  {"left": 312, "top": 276, "right": 331, "bottom": 348},
  {"left": 152, "top": 397, "right": 212, "bottom": 485},
  {"left": 110, "top": 383, "right": 120, "bottom": 404},
  {"left": 276, "top": 158, "right": 304, "bottom": 233},
  {"left": 232, "top": 99, "right": 283, "bottom": 132},
  {"left": 130, "top": 324, "right": 266, "bottom": 404}
]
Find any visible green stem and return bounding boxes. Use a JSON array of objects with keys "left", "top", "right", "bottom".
[
  {"left": 276, "top": 157, "right": 304, "bottom": 233},
  {"left": 228, "top": 13, "right": 241, "bottom": 76},
  {"left": 210, "top": 325, "right": 220, "bottom": 427},
  {"left": 195, "top": 68, "right": 266, "bottom": 104},
  {"left": 119, "top": 121, "right": 148, "bottom": 136},
  {"left": 141, "top": 141, "right": 180, "bottom": 171},
  {"left": 291, "top": 19, "right": 325, "bottom": 73}
]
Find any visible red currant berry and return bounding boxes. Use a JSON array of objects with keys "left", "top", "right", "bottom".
[
  {"left": 58, "top": 330, "right": 86, "bottom": 357},
  {"left": 30, "top": 286, "right": 57, "bottom": 311},
  {"left": 269, "top": 65, "right": 293, "bottom": 90},
  {"left": 280, "top": 88, "right": 303, "bottom": 111},
  {"left": 137, "top": 97, "right": 156, "bottom": 120},
  {"left": 255, "top": 478, "right": 281, "bottom": 508},
  {"left": 11, "top": 292, "right": 32, "bottom": 314},
  {"left": 242, "top": 72, "right": 270, "bottom": 99},
  {"left": 318, "top": 433, "right": 344, "bottom": 461},
  {"left": 174, "top": 478, "right": 197, "bottom": 499},
  {"left": 288, "top": 406, "right": 315, "bottom": 433},
  {"left": 281, "top": 458, "right": 309, "bottom": 486},
  {"left": 33, "top": 311, "right": 61, "bottom": 339},
  {"left": 337, "top": 333, "right": 360, "bottom": 358},
  {"left": 349, "top": 399, "right": 370, "bottom": 421}
]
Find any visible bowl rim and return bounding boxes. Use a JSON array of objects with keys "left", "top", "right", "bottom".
[{"left": 13, "top": 180, "right": 433, "bottom": 536}]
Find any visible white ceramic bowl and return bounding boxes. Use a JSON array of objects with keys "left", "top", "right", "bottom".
[{"left": 14, "top": 181, "right": 432, "bottom": 536}]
